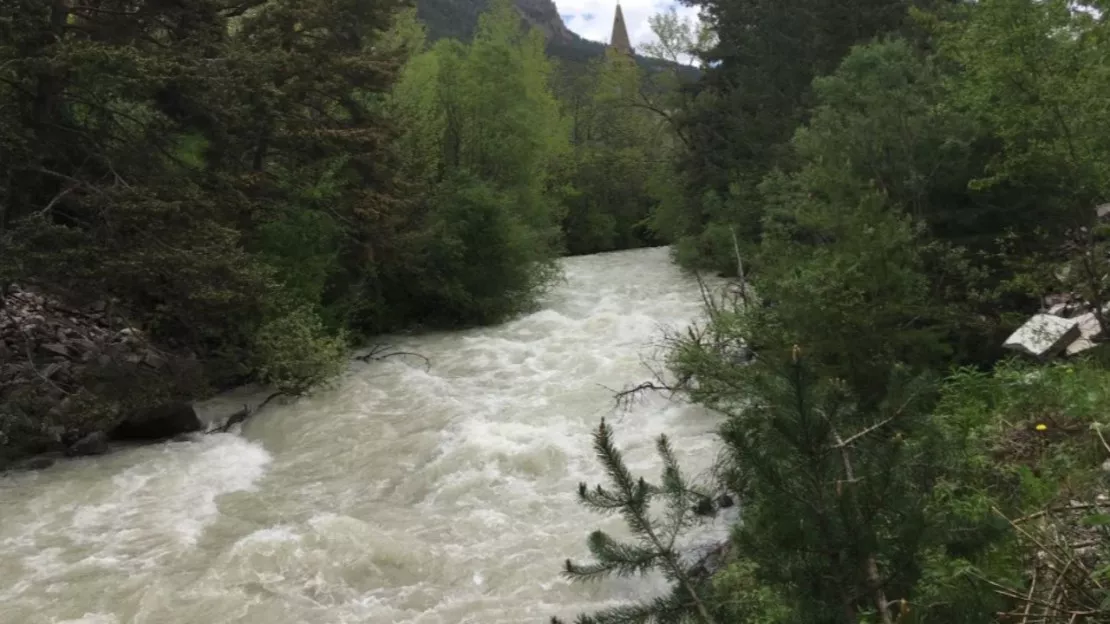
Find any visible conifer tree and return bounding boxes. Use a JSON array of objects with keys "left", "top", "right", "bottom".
[{"left": 555, "top": 419, "right": 718, "bottom": 624}]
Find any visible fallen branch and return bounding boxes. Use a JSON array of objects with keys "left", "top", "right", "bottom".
[
  {"left": 212, "top": 391, "right": 284, "bottom": 433},
  {"left": 354, "top": 344, "right": 431, "bottom": 371},
  {"left": 611, "top": 380, "right": 675, "bottom": 409}
]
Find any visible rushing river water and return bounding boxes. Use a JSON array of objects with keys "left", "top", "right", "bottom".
[{"left": 0, "top": 247, "right": 732, "bottom": 624}]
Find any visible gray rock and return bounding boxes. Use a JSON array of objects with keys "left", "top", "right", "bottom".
[
  {"left": 1003, "top": 314, "right": 1081, "bottom": 359},
  {"left": 19, "top": 457, "right": 56, "bottom": 471},
  {"left": 71, "top": 338, "right": 98, "bottom": 353},
  {"left": 194, "top": 383, "right": 278, "bottom": 432},
  {"left": 66, "top": 431, "right": 110, "bottom": 457},
  {"left": 1066, "top": 312, "right": 1105, "bottom": 356},
  {"left": 40, "top": 343, "right": 68, "bottom": 357},
  {"left": 110, "top": 402, "right": 202, "bottom": 441}
]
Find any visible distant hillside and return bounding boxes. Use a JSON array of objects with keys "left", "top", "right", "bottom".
[{"left": 415, "top": 0, "right": 698, "bottom": 78}]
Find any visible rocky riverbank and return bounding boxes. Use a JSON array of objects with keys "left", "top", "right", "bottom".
[{"left": 0, "top": 285, "right": 268, "bottom": 470}]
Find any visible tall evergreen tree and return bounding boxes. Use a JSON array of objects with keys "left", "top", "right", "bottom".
[{"left": 661, "top": 0, "right": 924, "bottom": 272}]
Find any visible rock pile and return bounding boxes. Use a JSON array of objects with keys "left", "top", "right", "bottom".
[
  {"left": 0, "top": 286, "right": 175, "bottom": 396},
  {"left": 1004, "top": 293, "right": 1106, "bottom": 360},
  {"left": 0, "top": 285, "right": 205, "bottom": 461}
]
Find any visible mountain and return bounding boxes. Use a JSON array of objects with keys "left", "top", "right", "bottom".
[
  {"left": 415, "top": 0, "right": 695, "bottom": 74},
  {"left": 418, "top": 0, "right": 586, "bottom": 47}
]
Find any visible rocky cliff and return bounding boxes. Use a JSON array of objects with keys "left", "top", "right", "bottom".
[
  {"left": 418, "top": 0, "right": 584, "bottom": 45},
  {"left": 514, "top": 0, "right": 579, "bottom": 44}
]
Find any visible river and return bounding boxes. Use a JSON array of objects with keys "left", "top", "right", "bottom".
[{"left": 0, "top": 247, "right": 731, "bottom": 624}]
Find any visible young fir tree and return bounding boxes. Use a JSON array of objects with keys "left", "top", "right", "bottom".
[{"left": 554, "top": 419, "right": 719, "bottom": 624}]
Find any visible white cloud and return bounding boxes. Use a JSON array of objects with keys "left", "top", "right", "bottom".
[{"left": 555, "top": 0, "right": 701, "bottom": 53}]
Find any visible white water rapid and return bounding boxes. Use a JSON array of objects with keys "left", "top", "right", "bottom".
[{"left": 0, "top": 247, "right": 731, "bottom": 624}]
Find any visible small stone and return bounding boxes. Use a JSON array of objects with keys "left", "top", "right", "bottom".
[
  {"left": 716, "top": 494, "right": 735, "bottom": 509},
  {"left": 66, "top": 431, "right": 110, "bottom": 457},
  {"left": 143, "top": 353, "right": 167, "bottom": 370},
  {"left": 20, "top": 457, "right": 55, "bottom": 471},
  {"left": 41, "top": 343, "right": 68, "bottom": 357},
  {"left": 693, "top": 497, "right": 715, "bottom": 516},
  {"left": 72, "top": 338, "right": 97, "bottom": 352}
]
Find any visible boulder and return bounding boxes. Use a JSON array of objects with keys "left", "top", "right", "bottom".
[
  {"left": 194, "top": 383, "right": 278, "bottom": 432},
  {"left": 9, "top": 456, "right": 57, "bottom": 472},
  {"left": 1003, "top": 314, "right": 1081, "bottom": 360},
  {"left": 1065, "top": 312, "right": 1106, "bottom": 356},
  {"left": 109, "top": 402, "right": 202, "bottom": 441},
  {"left": 66, "top": 431, "right": 110, "bottom": 457}
]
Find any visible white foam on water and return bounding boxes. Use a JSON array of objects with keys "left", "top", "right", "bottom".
[
  {"left": 53, "top": 615, "right": 119, "bottom": 624},
  {"left": 0, "top": 247, "right": 733, "bottom": 624}
]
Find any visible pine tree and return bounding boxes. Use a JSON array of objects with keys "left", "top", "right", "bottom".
[{"left": 554, "top": 419, "right": 718, "bottom": 624}]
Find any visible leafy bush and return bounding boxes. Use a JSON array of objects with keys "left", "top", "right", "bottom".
[{"left": 250, "top": 307, "right": 348, "bottom": 395}]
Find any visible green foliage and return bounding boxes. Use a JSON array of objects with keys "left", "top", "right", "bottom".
[
  {"left": 0, "top": 0, "right": 581, "bottom": 457},
  {"left": 575, "top": 0, "right": 1110, "bottom": 621},
  {"left": 385, "top": 0, "right": 567, "bottom": 324},
  {"left": 553, "top": 10, "right": 695, "bottom": 257},
  {"left": 930, "top": 0, "right": 1110, "bottom": 328},
  {"left": 408, "top": 172, "right": 560, "bottom": 324},
  {"left": 664, "top": 0, "right": 920, "bottom": 270},
  {"left": 556, "top": 419, "right": 718, "bottom": 624},
  {"left": 707, "top": 560, "right": 791, "bottom": 623},
  {"left": 936, "top": 0, "right": 1110, "bottom": 205},
  {"left": 251, "top": 307, "right": 348, "bottom": 395}
]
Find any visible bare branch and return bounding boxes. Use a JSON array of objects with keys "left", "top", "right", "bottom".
[{"left": 354, "top": 344, "right": 431, "bottom": 371}]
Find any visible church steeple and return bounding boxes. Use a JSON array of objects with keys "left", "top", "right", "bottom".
[{"left": 609, "top": 2, "right": 633, "bottom": 56}]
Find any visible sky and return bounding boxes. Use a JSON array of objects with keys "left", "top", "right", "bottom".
[{"left": 557, "top": 0, "right": 701, "bottom": 52}]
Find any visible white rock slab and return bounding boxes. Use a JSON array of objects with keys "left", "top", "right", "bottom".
[{"left": 1003, "top": 314, "right": 1081, "bottom": 359}]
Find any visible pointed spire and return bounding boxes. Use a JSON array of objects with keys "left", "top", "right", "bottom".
[{"left": 609, "top": 2, "right": 633, "bottom": 56}]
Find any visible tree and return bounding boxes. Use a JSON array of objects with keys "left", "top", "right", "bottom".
[
  {"left": 555, "top": 419, "right": 718, "bottom": 624},
  {"left": 383, "top": 0, "right": 566, "bottom": 322},
  {"left": 934, "top": 0, "right": 1110, "bottom": 332},
  {"left": 660, "top": 0, "right": 922, "bottom": 272},
  {"left": 639, "top": 7, "right": 716, "bottom": 70},
  {"left": 558, "top": 48, "right": 675, "bottom": 255}
]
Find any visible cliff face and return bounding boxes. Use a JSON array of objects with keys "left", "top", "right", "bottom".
[
  {"left": 417, "top": 0, "right": 584, "bottom": 45},
  {"left": 514, "top": 0, "right": 579, "bottom": 44}
]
